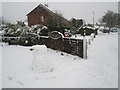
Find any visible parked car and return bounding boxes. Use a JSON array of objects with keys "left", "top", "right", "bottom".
[
  {"left": 99, "top": 26, "right": 105, "bottom": 32},
  {"left": 110, "top": 27, "right": 118, "bottom": 32},
  {"left": 103, "top": 27, "right": 110, "bottom": 33}
]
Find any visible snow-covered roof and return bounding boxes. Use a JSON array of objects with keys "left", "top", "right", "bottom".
[
  {"left": 27, "top": 4, "right": 55, "bottom": 16},
  {"left": 39, "top": 4, "right": 55, "bottom": 14}
]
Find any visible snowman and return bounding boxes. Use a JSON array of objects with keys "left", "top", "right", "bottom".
[{"left": 30, "top": 45, "right": 54, "bottom": 73}]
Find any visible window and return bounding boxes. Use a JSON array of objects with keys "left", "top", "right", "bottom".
[{"left": 41, "top": 15, "right": 44, "bottom": 22}]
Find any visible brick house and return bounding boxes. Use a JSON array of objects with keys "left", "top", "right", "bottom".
[{"left": 27, "top": 4, "right": 71, "bottom": 27}]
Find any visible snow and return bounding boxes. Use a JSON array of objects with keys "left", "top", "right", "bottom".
[
  {"left": 42, "top": 26, "right": 48, "bottom": 29},
  {"left": 70, "top": 34, "right": 95, "bottom": 45},
  {"left": 58, "top": 32, "right": 64, "bottom": 38},
  {"left": 16, "top": 28, "right": 22, "bottom": 32},
  {"left": 82, "top": 26, "right": 93, "bottom": 29},
  {"left": 24, "top": 22, "right": 28, "bottom": 26},
  {"left": 1, "top": 32, "right": 118, "bottom": 88}
]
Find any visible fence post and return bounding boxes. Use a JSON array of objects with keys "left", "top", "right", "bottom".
[
  {"left": 83, "top": 37, "right": 87, "bottom": 59},
  {"left": 88, "top": 38, "right": 91, "bottom": 45}
]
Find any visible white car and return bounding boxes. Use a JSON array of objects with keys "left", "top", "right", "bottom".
[{"left": 110, "top": 27, "right": 118, "bottom": 32}]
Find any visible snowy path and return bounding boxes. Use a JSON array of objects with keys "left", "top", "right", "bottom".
[
  {"left": 86, "top": 33, "right": 118, "bottom": 87},
  {"left": 1, "top": 32, "right": 118, "bottom": 88}
]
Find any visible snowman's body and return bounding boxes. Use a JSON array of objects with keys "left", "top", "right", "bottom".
[{"left": 30, "top": 45, "right": 54, "bottom": 72}]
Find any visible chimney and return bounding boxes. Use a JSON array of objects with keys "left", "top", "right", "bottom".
[{"left": 44, "top": 4, "right": 48, "bottom": 7}]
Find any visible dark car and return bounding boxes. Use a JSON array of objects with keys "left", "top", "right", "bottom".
[{"left": 103, "top": 27, "right": 110, "bottom": 33}]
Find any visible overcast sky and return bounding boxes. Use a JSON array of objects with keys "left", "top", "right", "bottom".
[{"left": 1, "top": 2, "right": 118, "bottom": 24}]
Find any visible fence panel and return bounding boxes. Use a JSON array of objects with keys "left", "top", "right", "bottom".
[{"left": 43, "top": 37, "right": 85, "bottom": 58}]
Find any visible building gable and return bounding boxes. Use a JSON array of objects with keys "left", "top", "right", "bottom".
[{"left": 27, "top": 4, "right": 71, "bottom": 27}]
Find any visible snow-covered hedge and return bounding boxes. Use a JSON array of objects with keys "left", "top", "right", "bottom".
[
  {"left": 0, "top": 23, "right": 49, "bottom": 46},
  {"left": 79, "top": 26, "right": 98, "bottom": 36},
  {"left": 18, "top": 33, "right": 40, "bottom": 46}
]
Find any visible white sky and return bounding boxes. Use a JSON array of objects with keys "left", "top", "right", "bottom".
[
  {"left": 0, "top": 2, "right": 2, "bottom": 17},
  {"left": 1, "top": 0, "right": 120, "bottom": 2},
  {"left": 1, "top": 1, "right": 119, "bottom": 24}
]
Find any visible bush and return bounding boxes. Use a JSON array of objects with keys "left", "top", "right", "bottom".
[
  {"left": 40, "top": 29, "right": 49, "bottom": 36},
  {"left": 18, "top": 33, "right": 40, "bottom": 46},
  {"left": 30, "top": 24, "right": 48, "bottom": 36},
  {"left": 79, "top": 26, "right": 95, "bottom": 36}
]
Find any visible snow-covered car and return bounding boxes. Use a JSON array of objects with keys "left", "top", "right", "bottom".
[
  {"left": 99, "top": 26, "right": 104, "bottom": 32},
  {"left": 103, "top": 27, "right": 110, "bottom": 33},
  {"left": 110, "top": 27, "right": 118, "bottom": 32}
]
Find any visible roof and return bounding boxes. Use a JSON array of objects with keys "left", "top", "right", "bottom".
[{"left": 27, "top": 4, "right": 55, "bottom": 16}]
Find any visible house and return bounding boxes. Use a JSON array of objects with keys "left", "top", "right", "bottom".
[{"left": 27, "top": 4, "right": 71, "bottom": 27}]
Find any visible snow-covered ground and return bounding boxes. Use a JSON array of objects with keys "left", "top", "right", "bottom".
[{"left": 1, "top": 32, "right": 118, "bottom": 88}]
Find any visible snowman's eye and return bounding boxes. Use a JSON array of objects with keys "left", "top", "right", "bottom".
[{"left": 30, "top": 48, "right": 34, "bottom": 51}]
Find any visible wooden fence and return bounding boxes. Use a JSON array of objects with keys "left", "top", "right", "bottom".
[{"left": 41, "top": 36, "right": 87, "bottom": 59}]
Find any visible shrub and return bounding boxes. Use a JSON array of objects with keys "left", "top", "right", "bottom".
[
  {"left": 79, "top": 26, "right": 95, "bottom": 36},
  {"left": 18, "top": 33, "right": 40, "bottom": 46}
]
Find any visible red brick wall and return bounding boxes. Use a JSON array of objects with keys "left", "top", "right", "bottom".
[
  {"left": 38, "top": 7, "right": 51, "bottom": 26},
  {"left": 27, "top": 5, "right": 71, "bottom": 27},
  {"left": 27, "top": 6, "right": 51, "bottom": 27},
  {"left": 28, "top": 6, "right": 40, "bottom": 26}
]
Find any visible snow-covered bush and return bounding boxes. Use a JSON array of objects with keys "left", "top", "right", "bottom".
[
  {"left": 70, "top": 27, "right": 77, "bottom": 35},
  {"left": 16, "top": 21, "right": 26, "bottom": 27},
  {"left": 1, "top": 23, "right": 48, "bottom": 46},
  {"left": 14, "top": 28, "right": 23, "bottom": 36},
  {"left": 30, "top": 24, "right": 48, "bottom": 36},
  {"left": 79, "top": 25, "right": 98, "bottom": 36},
  {"left": 1, "top": 23, "right": 33, "bottom": 45},
  {"left": 1, "top": 22, "right": 29, "bottom": 37},
  {"left": 18, "top": 33, "right": 40, "bottom": 46}
]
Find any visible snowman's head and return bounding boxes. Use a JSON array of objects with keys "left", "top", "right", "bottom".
[
  {"left": 30, "top": 47, "right": 39, "bottom": 52},
  {"left": 30, "top": 45, "right": 47, "bottom": 54}
]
